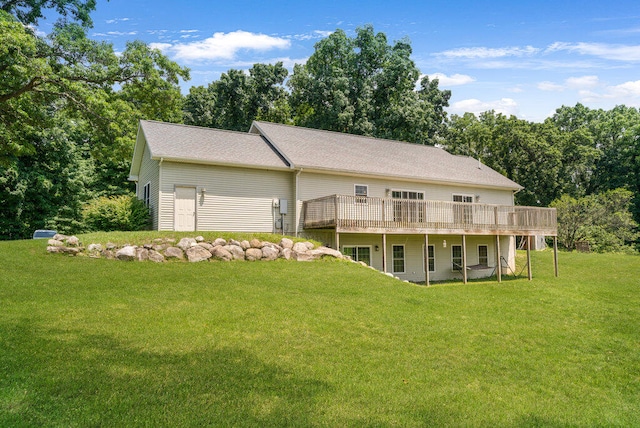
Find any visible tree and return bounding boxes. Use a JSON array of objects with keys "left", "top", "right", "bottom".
[
  {"left": 184, "top": 62, "right": 289, "bottom": 131},
  {"left": 550, "top": 189, "right": 638, "bottom": 252},
  {"left": 288, "top": 25, "right": 450, "bottom": 144}
]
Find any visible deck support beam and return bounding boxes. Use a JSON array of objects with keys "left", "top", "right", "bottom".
[
  {"left": 462, "top": 235, "right": 468, "bottom": 284},
  {"left": 335, "top": 231, "right": 340, "bottom": 252},
  {"left": 526, "top": 235, "right": 532, "bottom": 281},
  {"left": 424, "top": 234, "right": 430, "bottom": 286},
  {"left": 382, "top": 233, "right": 387, "bottom": 273},
  {"left": 496, "top": 235, "right": 502, "bottom": 283},
  {"left": 553, "top": 236, "right": 559, "bottom": 277}
]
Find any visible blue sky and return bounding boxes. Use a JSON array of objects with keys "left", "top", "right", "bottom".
[{"left": 41, "top": 0, "right": 640, "bottom": 122}]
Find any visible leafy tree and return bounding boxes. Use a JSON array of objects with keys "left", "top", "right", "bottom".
[
  {"left": 82, "top": 193, "right": 150, "bottom": 232},
  {"left": 184, "top": 62, "right": 289, "bottom": 131},
  {"left": 288, "top": 25, "right": 450, "bottom": 144},
  {"left": 550, "top": 189, "right": 638, "bottom": 252}
]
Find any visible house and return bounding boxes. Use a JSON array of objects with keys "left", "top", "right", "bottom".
[{"left": 129, "top": 120, "right": 558, "bottom": 284}]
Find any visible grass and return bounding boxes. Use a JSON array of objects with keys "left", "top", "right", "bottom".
[{"left": 1, "top": 236, "right": 639, "bottom": 427}]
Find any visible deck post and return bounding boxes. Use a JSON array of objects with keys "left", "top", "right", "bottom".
[
  {"left": 553, "top": 236, "right": 559, "bottom": 277},
  {"left": 382, "top": 233, "right": 387, "bottom": 273},
  {"left": 462, "top": 234, "right": 468, "bottom": 284},
  {"left": 526, "top": 235, "right": 532, "bottom": 281},
  {"left": 335, "top": 231, "right": 340, "bottom": 252},
  {"left": 496, "top": 235, "right": 502, "bottom": 283},
  {"left": 424, "top": 234, "right": 430, "bottom": 286}
]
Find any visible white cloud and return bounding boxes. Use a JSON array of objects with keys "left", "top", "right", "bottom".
[
  {"left": 565, "top": 75, "right": 599, "bottom": 88},
  {"left": 436, "top": 46, "right": 539, "bottom": 59},
  {"left": 538, "top": 81, "right": 565, "bottom": 91},
  {"left": 290, "top": 30, "right": 334, "bottom": 41},
  {"left": 547, "top": 42, "right": 640, "bottom": 61},
  {"left": 180, "top": 30, "right": 199, "bottom": 33},
  {"left": 449, "top": 98, "right": 519, "bottom": 117},
  {"left": 156, "top": 30, "right": 291, "bottom": 62},
  {"left": 106, "top": 18, "right": 131, "bottom": 24},
  {"left": 425, "top": 73, "right": 475, "bottom": 86}
]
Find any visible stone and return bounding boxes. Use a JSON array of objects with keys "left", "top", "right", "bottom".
[
  {"left": 62, "top": 247, "right": 80, "bottom": 255},
  {"left": 186, "top": 246, "right": 212, "bottom": 262},
  {"left": 281, "top": 248, "right": 292, "bottom": 260},
  {"left": 213, "top": 238, "right": 227, "bottom": 247},
  {"left": 47, "top": 246, "right": 63, "bottom": 253},
  {"left": 177, "top": 237, "right": 197, "bottom": 251},
  {"left": 292, "top": 242, "right": 309, "bottom": 254},
  {"left": 53, "top": 233, "right": 67, "bottom": 241},
  {"left": 136, "top": 248, "right": 149, "bottom": 261},
  {"left": 152, "top": 244, "right": 165, "bottom": 252},
  {"left": 304, "top": 241, "right": 315, "bottom": 250},
  {"left": 225, "top": 244, "right": 245, "bottom": 260},
  {"left": 106, "top": 242, "right": 117, "bottom": 250},
  {"left": 66, "top": 236, "right": 80, "bottom": 247},
  {"left": 197, "top": 242, "right": 215, "bottom": 252},
  {"left": 279, "top": 238, "right": 294, "bottom": 249},
  {"left": 249, "top": 238, "right": 262, "bottom": 248},
  {"left": 87, "top": 243, "right": 103, "bottom": 252},
  {"left": 211, "top": 245, "right": 233, "bottom": 261},
  {"left": 148, "top": 250, "right": 165, "bottom": 263},
  {"left": 308, "top": 246, "right": 343, "bottom": 259},
  {"left": 116, "top": 246, "right": 137, "bottom": 261},
  {"left": 164, "top": 246, "right": 184, "bottom": 260},
  {"left": 101, "top": 250, "right": 115, "bottom": 259},
  {"left": 261, "top": 245, "right": 279, "bottom": 261},
  {"left": 229, "top": 239, "right": 242, "bottom": 247},
  {"left": 292, "top": 251, "right": 313, "bottom": 261},
  {"left": 245, "top": 247, "right": 262, "bottom": 261},
  {"left": 48, "top": 239, "right": 64, "bottom": 247},
  {"left": 195, "top": 235, "right": 205, "bottom": 242},
  {"left": 143, "top": 243, "right": 153, "bottom": 250}
]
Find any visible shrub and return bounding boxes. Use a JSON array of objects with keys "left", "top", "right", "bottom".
[{"left": 82, "top": 194, "right": 150, "bottom": 232}]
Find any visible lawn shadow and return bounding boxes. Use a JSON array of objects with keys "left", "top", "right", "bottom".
[{"left": 1, "top": 319, "right": 330, "bottom": 426}]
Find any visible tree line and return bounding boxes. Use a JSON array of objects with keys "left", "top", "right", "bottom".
[{"left": 1, "top": 1, "right": 638, "bottom": 250}]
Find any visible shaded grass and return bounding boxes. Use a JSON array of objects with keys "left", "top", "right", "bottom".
[{"left": 1, "top": 239, "right": 639, "bottom": 426}]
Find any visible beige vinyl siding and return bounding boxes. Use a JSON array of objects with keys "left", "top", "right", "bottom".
[
  {"left": 158, "top": 162, "right": 293, "bottom": 232},
  {"left": 137, "top": 143, "right": 160, "bottom": 229},
  {"left": 297, "top": 171, "right": 515, "bottom": 232}
]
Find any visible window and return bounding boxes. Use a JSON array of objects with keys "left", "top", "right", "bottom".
[
  {"left": 392, "top": 245, "right": 405, "bottom": 273},
  {"left": 342, "top": 246, "right": 371, "bottom": 266},
  {"left": 423, "top": 244, "right": 435, "bottom": 272},
  {"left": 451, "top": 245, "right": 462, "bottom": 271},
  {"left": 355, "top": 184, "right": 368, "bottom": 203},
  {"left": 452, "top": 194, "right": 474, "bottom": 224},
  {"left": 392, "top": 190, "right": 425, "bottom": 223},
  {"left": 478, "top": 245, "right": 488, "bottom": 266},
  {"left": 143, "top": 182, "right": 151, "bottom": 207}
]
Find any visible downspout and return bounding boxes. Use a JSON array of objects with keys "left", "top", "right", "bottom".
[
  {"left": 294, "top": 168, "right": 303, "bottom": 236},
  {"left": 158, "top": 158, "right": 163, "bottom": 231}
]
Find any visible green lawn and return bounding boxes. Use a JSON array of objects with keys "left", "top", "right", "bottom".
[{"left": 1, "top": 236, "right": 639, "bottom": 427}]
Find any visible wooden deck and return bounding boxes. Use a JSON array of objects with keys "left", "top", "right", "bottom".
[{"left": 302, "top": 195, "right": 557, "bottom": 236}]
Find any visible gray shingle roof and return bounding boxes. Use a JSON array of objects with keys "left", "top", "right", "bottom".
[
  {"left": 252, "top": 121, "right": 522, "bottom": 190},
  {"left": 139, "top": 120, "right": 289, "bottom": 169}
]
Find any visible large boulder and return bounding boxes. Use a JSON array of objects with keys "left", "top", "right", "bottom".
[
  {"left": 148, "top": 250, "right": 165, "bottom": 263},
  {"left": 66, "top": 236, "right": 80, "bottom": 247},
  {"left": 186, "top": 246, "right": 212, "bottom": 262},
  {"left": 224, "top": 244, "right": 245, "bottom": 260},
  {"left": 308, "top": 246, "right": 344, "bottom": 259},
  {"left": 292, "top": 242, "right": 309, "bottom": 254},
  {"left": 249, "top": 238, "right": 262, "bottom": 248},
  {"left": 239, "top": 240, "right": 251, "bottom": 250},
  {"left": 261, "top": 245, "right": 279, "bottom": 261},
  {"left": 116, "top": 246, "right": 137, "bottom": 261},
  {"left": 281, "top": 248, "right": 293, "bottom": 260},
  {"left": 279, "top": 238, "right": 294, "bottom": 249},
  {"left": 136, "top": 248, "right": 149, "bottom": 261},
  {"left": 245, "top": 248, "right": 262, "bottom": 261},
  {"left": 177, "top": 237, "right": 197, "bottom": 251},
  {"left": 48, "top": 239, "right": 64, "bottom": 247},
  {"left": 211, "top": 245, "right": 233, "bottom": 261},
  {"left": 197, "top": 242, "right": 215, "bottom": 252},
  {"left": 213, "top": 238, "right": 227, "bottom": 247},
  {"left": 165, "top": 246, "right": 184, "bottom": 260}
]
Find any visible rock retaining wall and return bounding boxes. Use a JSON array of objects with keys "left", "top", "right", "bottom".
[{"left": 46, "top": 234, "right": 347, "bottom": 263}]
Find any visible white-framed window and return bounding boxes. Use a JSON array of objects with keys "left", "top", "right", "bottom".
[
  {"left": 423, "top": 244, "right": 436, "bottom": 272},
  {"left": 453, "top": 194, "right": 474, "bottom": 203},
  {"left": 451, "top": 245, "right": 463, "bottom": 272},
  {"left": 391, "top": 190, "right": 424, "bottom": 200},
  {"left": 143, "top": 182, "right": 151, "bottom": 207},
  {"left": 342, "top": 246, "right": 371, "bottom": 266},
  {"left": 354, "top": 184, "right": 368, "bottom": 203},
  {"left": 392, "top": 245, "right": 405, "bottom": 274},
  {"left": 478, "top": 245, "right": 488, "bottom": 266}
]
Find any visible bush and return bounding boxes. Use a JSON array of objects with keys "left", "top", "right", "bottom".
[{"left": 82, "top": 194, "right": 150, "bottom": 232}]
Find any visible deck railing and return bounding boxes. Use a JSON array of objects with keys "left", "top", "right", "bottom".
[{"left": 302, "top": 195, "right": 557, "bottom": 235}]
